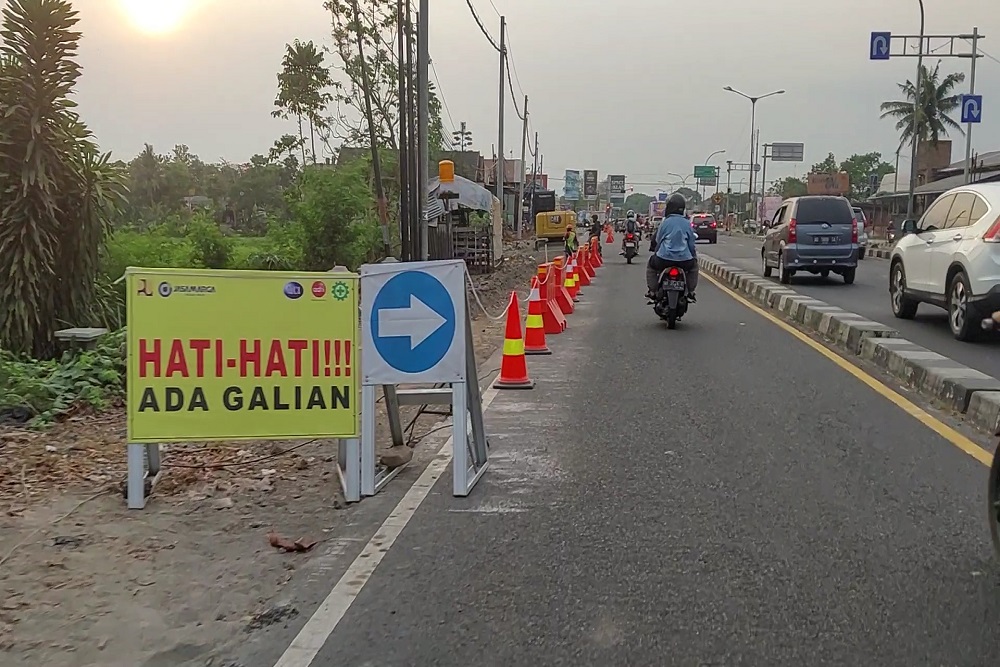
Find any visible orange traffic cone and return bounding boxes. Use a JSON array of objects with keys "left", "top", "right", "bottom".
[
  {"left": 580, "top": 245, "right": 596, "bottom": 281},
  {"left": 523, "top": 278, "right": 551, "bottom": 355},
  {"left": 552, "top": 257, "right": 575, "bottom": 314},
  {"left": 590, "top": 237, "right": 603, "bottom": 267},
  {"left": 493, "top": 292, "right": 534, "bottom": 389},
  {"left": 537, "top": 264, "right": 566, "bottom": 333},
  {"left": 605, "top": 227, "right": 614, "bottom": 243},
  {"left": 567, "top": 254, "right": 581, "bottom": 300},
  {"left": 576, "top": 247, "right": 592, "bottom": 287}
]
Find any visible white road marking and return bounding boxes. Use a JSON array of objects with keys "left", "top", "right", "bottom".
[{"left": 272, "top": 383, "right": 502, "bottom": 667}]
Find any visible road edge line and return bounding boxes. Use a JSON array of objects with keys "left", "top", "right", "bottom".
[
  {"left": 271, "top": 366, "right": 503, "bottom": 667},
  {"left": 700, "top": 268, "right": 993, "bottom": 467}
]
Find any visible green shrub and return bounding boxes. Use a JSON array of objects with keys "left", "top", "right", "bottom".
[
  {"left": 186, "top": 215, "right": 231, "bottom": 269},
  {"left": 0, "top": 329, "right": 125, "bottom": 425}
]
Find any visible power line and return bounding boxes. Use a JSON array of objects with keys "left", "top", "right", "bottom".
[
  {"left": 464, "top": 0, "right": 501, "bottom": 52},
  {"left": 505, "top": 53, "right": 524, "bottom": 120},
  {"left": 429, "top": 59, "right": 457, "bottom": 134}
]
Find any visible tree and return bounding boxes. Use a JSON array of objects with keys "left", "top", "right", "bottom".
[
  {"left": 274, "top": 40, "right": 333, "bottom": 164},
  {"left": 676, "top": 187, "right": 701, "bottom": 206},
  {"left": 811, "top": 152, "right": 838, "bottom": 174},
  {"left": 288, "top": 160, "right": 381, "bottom": 270},
  {"left": 623, "top": 192, "right": 653, "bottom": 215},
  {"left": 0, "top": 0, "right": 127, "bottom": 356},
  {"left": 322, "top": 0, "right": 448, "bottom": 152},
  {"left": 880, "top": 62, "right": 965, "bottom": 148},
  {"left": 771, "top": 176, "right": 807, "bottom": 198},
  {"left": 839, "top": 152, "right": 894, "bottom": 199}
]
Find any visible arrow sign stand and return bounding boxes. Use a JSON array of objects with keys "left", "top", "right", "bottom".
[{"left": 359, "top": 259, "right": 490, "bottom": 499}]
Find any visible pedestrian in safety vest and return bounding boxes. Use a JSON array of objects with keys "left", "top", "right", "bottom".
[{"left": 564, "top": 223, "right": 579, "bottom": 257}]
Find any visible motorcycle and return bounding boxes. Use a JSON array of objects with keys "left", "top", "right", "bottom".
[
  {"left": 622, "top": 232, "right": 639, "bottom": 264},
  {"left": 652, "top": 265, "right": 690, "bottom": 329}
]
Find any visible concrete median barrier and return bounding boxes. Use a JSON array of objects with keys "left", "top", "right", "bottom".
[{"left": 700, "top": 253, "right": 1000, "bottom": 435}]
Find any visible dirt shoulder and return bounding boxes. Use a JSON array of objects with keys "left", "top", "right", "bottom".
[{"left": 0, "top": 245, "right": 541, "bottom": 667}]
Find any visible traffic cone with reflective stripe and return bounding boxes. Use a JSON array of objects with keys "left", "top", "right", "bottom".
[
  {"left": 552, "top": 257, "right": 574, "bottom": 314},
  {"left": 590, "top": 237, "right": 603, "bottom": 267},
  {"left": 523, "top": 278, "right": 551, "bottom": 355},
  {"left": 493, "top": 292, "right": 534, "bottom": 389},
  {"left": 537, "top": 264, "right": 566, "bottom": 333},
  {"left": 576, "top": 247, "right": 592, "bottom": 286},
  {"left": 567, "top": 254, "right": 581, "bottom": 300},
  {"left": 579, "top": 245, "right": 595, "bottom": 282},
  {"left": 605, "top": 226, "right": 614, "bottom": 243}
]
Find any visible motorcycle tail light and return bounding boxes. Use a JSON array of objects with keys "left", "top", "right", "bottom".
[{"left": 667, "top": 267, "right": 681, "bottom": 278}]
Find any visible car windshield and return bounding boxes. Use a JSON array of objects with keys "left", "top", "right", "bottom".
[{"left": 797, "top": 198, "right": 853, "bottom": 224}]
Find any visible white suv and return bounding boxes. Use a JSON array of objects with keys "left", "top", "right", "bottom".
[{"left": 889, "top": 183, "right": 1000, "bottom": 341}]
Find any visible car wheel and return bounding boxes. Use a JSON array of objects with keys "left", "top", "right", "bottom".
[
  {"left": 842, "top": 268, "right": 856, "bottom": 285},
  {"left": 778, "top": 251, "right": 792, "bottom": 284},
  {"left": 859, "top": 248, "right": 866, "bottom": 260},
  {"left": 889, "top": 261, "right": 918, "bottom": 319},
  {"left": 948, "top": 271, "right": 980, "bottom": 341},
  {"left": 762, "top": 251, "right": 772, "bottom": 278}
]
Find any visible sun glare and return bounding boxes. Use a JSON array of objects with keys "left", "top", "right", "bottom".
[{"left": 119, "top": 0, "right": 193, "bottom": 36}]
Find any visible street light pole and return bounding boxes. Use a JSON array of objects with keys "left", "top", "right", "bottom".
[
  {"left": 723, "top": 86, "right": 784, "bottom": 220},
  {"left": 906, "top": 0, "right": 924, "bottom": 220},
  {"left": 703, "top": 149, "right": 725, "bottom": 201}
]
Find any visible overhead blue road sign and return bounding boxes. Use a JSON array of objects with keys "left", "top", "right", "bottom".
[
  {"left": 961, "top": 94, "right": 983, "bottom": 124},
  {"left": 370, "top": 270, "right": 456, "bottom": 374},
  {"left": 870, "top": 32, "right": 891, "bottom": 60}
]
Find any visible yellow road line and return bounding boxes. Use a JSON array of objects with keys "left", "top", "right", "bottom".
[{"left": 702, "top": 271, "right": 994, "bottom": 467}]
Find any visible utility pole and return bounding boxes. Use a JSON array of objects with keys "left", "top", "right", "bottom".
[
  {"left": 726, "top": 161, "right": 732, "bottom": 228},
  {"left": 963, "top": 26, "right": 980, "bottom": 184},
  {"left": 528, "top": 131, "right": 539, "bottom": 232},
  {"left": 417, "top": 1, "right": 429, "bottom": 260},
  {"left": 906, "top": 1, "right": 925, "bottom": 220},
  {"left": 496, "top": 16, "right": 506, "bottom": 224},
  {"left": 516, "top": 95, "right": 528, "bottom": 236},
  {"left": 396, "top": 0, "right": 409, "bottom": 260}
]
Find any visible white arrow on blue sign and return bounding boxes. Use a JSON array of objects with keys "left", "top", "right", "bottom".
[
  {"left": 870, "top": 31, "right": 891, "bottom": 60},
  {"left": 961, "top": 94, "right": 983, "bottom": 124},
  {"left": 360, "top": 259, "right": 467, "bottom": 384}
]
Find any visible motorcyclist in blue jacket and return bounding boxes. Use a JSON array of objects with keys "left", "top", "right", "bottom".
[{"left": 645, "top": 193, "right": 698, "bottom": 302}]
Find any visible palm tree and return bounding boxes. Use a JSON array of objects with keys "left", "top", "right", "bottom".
[
  {"left": 880, "top": 62, "right": 966, "bottom": 148},
  {"left": 0, "top": 0, "right": 126, "bottom": 356},
  {"left": 273, "top": 40, "right": 333, "bottom": 164}
]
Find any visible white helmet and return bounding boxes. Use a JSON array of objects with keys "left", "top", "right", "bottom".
[{"left": 626, "top": 209, "right": 636, "bottom": 219}]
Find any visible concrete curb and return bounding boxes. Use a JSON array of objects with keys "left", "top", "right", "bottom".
[{"left": 699, "top": 253, "right": 1000, "bottom": 436}]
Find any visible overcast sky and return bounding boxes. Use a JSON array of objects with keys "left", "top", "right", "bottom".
[{"left": 65, "top": 0, "right": 1000, "bottom": 194}]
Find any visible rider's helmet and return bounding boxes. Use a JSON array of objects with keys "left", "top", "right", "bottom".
[
  {"left": 664, "top": 193, "right": 687, "bottom": 217},
  {"left": 566, "top": 223, "right": 574, "bottom": 231},
  {"left": 626, "top": 209, "right": 636, "bottom": 219}
]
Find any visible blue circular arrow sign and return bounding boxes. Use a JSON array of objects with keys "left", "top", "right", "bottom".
[{"left": 371, "top": 270, "right": 457, "bottom": 374}]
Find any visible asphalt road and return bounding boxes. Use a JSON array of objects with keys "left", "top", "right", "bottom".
[
  {"left": 250, "top": 241, "right": 1000, "bottom": 667},
  {"left": 709, "top": 234, "right": 1000, "bottom": 379}
]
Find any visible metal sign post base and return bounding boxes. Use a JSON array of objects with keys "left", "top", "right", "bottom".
[
  {"left": 126, "top": 443, "right": 162, "bottom": 510},
  {"left": 336, "top": 437, "right": 361, "bottom": 503}
]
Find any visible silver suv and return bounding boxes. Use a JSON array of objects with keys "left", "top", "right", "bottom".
[{"left": 761, "top": 196, "right": 860, "bottom": 284}]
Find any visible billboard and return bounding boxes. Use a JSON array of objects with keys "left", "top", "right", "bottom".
[
  {"left": 583, "top": 169, "right": 598, "bottom": 198},
  {"left": 481, "top": 158, "right": 523, "bottom": 185},
  {"left": 608, "top": 175, "right": 626, "bottom": 203},
  {"left": 525, "top": 173, "right": 548, "bottom": 189},
  {"left": 563, "top": 170, "right": 581, "bottom": 200},
  {"left": 770, "top": 142, "right": 804, "bottom": 162},
  {"left": 807, "top": 172, "right": 850, "bottom": 195}
]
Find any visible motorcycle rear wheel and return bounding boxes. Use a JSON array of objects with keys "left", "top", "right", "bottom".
[{"left": 666, "top": 309, "right": 677, "bottom": 329}]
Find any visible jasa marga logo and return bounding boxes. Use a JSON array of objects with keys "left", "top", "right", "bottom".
[{"left": 158, "top": 281, "right": 216, "bottom": 297}]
